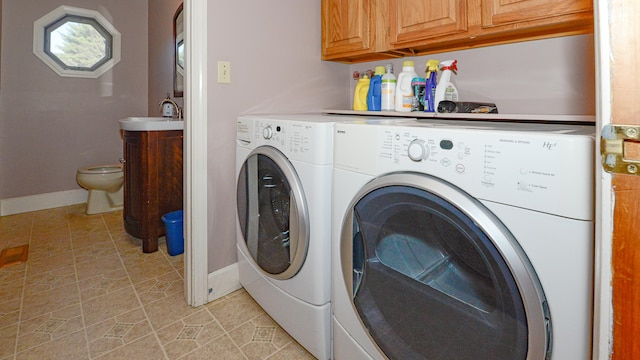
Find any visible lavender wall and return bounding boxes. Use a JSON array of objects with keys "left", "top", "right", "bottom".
[
  {"left": 350, "top": 34, "right": 596, "bottom": 115},
  {"left": 0, "top": 0, "right": 148, "bottom": 199},
  {"left": 206, "top": 0, "right": 350, "bottom": 273},
  {"left": 148, "top": 0, "right": 183, "bottom": 115}
]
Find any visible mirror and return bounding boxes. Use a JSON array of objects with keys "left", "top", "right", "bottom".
[{"left": 173, "top": 3, "right": 184, "bottom": 97}]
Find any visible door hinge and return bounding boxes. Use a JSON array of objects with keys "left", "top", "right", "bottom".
[{"left": 601, "top": 124, "right": 640, "bottom": 175}]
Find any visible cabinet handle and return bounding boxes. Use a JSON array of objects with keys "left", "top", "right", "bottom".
[{"left": 119, "top": 158, "right": 126, "bottom": 164}]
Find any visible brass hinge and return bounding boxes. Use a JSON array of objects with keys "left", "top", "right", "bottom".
[{"left": 601, "top": 124, "right": 640, "bottom": 175}]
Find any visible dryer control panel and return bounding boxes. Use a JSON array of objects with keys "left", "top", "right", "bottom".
[{"left": 237, "top": 115, "right": 336, "bottom": 165}]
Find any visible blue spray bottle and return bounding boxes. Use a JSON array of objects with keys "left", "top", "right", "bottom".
[
  {"left": 367, "top": 66, "right": 386, "bottom": 111},
  {"left": 424, "top": 59, "right": 439, "bottom": 112}
]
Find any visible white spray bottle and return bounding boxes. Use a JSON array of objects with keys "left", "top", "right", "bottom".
[{"left": 434, "top": 60, "right": 459, "bottom": 112}]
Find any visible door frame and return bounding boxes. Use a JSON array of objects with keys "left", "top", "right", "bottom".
[
  {"left": 593, "top": 0, "right": 612, "bottom": 352},
  {"left": 184, "top": 0, "right": 209, "bottom": 306}
]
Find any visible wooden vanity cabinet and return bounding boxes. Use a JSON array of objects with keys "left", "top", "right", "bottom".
[
  {"left": 123, "top": 130, "right": 183, "bottom": 253},
  {"left": 323, "top": 0, "right": 593, "bottom": 62}
]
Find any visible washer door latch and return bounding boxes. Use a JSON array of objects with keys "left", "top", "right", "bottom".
[{"left": 601, "top": 124, "right": 640, "bottom": 175}]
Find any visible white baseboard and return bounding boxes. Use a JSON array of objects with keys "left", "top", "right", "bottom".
[
  {"left": 0, "top": 189, "right": 88, "bottom": 216},
  {"left": 207, "top": 262, "right": 241, "bottom": 302}
]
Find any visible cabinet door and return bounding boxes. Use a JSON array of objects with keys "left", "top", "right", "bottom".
[
  {"left": 390, "top": 0, "right": 467, "bottom": 45},
  {"left": 481, "top": 0, "right": 592, "bottom": 28},
  {"left": 156, "top": 131, "right": 184, "bottom": 235},
  {"left": 123, "top": 131, "right": 147, "bottom": 240},
  {"left": 322, "top": 0, "right": 375, "bottom": 57}
]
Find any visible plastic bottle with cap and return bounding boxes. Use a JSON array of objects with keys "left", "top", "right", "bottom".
[
  {"left": 394, "top": 60, "right": 418, "bottom": 112},
  {"left": 367, "top": 66, "right": 386, "bottom": 111},
  {"left": 424, "top": 59, "right": 439, "bottom": 112},
  {"left": 353, "top": 74, "right": 370, "bottom": 111},
  {"left": 381, "top": 64, "right": 396, "bottom": 111}
]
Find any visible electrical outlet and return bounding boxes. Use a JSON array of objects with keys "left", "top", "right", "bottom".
[{"left": 218, "top": 61, "right": 231, "bottom": 83}]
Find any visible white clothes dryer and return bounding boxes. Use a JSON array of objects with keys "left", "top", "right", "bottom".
[
  {"left": 236, "top": 113, "right": 385, "bottom": 359},
  {"left": 331, "top": 119, "right": 595, "bottom": 360}
]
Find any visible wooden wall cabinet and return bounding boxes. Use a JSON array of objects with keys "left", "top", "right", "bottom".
[
  {"left": 389, "top": 0, "right": 468, "bottom": 46},
  {"left": 322, "top": 0, "right": 593, "bottom": 63},
  {"left": 123, "top": 130, "right": 183, "bottom": 253},
  {"left": 321, "top": 0, "right": 402, "bottom": 62}
]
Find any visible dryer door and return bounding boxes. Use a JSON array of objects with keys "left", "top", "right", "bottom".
[
  {"left": 237, "top": 146, "right": 309, "bottom": 280},
  {"left": 341, "top": 173, "right": 551, "bottom": 360}
]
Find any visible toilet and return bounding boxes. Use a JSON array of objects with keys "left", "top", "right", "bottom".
[{"left": 76, "top": 164, "right": 124, "bottom": 214}]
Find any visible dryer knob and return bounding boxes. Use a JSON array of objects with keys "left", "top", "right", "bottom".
[
  {"left": 262, "top": 126, "right": 273, "bottom": 139},
  {"left": 408, "top": 139, "right": 429, "bottom": 161}
]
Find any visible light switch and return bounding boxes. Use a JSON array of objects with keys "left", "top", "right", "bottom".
[{"left": 218, "top": 61, "right": 231, "bottom": 83}]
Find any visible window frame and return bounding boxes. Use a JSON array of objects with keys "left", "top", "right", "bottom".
[{"left": 33, "top": 5, "right": 121, "bottom": 78}]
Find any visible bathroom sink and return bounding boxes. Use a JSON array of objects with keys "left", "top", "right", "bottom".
[{"left": 119, "top": 117, "right": 184, "bottom": 131}]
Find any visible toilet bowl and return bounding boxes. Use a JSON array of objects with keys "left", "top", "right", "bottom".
[{"left": 76, "top": 164, "right": 124, "bottom": 215}]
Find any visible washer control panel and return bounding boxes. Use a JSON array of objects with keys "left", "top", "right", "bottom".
[{"left": 334, "top": 120, "right": 595, "bottom": 220}]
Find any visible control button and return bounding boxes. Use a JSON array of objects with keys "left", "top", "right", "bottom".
[
  {"left": 455, "top": 163, "right": 466, "bottom": 173},
  {"left": 262, "top": 126, "right": 273, "bottom": 139},
  {"left": 408, "top": 139, "right": 429, "bottom": 162},
  {"left": 440, "top": 158, "right": 451, "bottom": 167}
]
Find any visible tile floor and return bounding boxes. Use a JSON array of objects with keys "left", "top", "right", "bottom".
[{"left": 0, "top": 205, "right": 315, "bottom": 360}]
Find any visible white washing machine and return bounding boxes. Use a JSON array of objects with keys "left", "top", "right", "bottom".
[
  {"left": 236, "top": 113, "right": 386, "bottom": 359},
  {"left": 331, "top": 119, "right": 595, "bottom": 360}
]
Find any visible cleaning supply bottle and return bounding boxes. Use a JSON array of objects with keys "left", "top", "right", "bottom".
[
  {"left": 381, "top": 64, "right": 396, "bottom": 111},
  {"left": 353, "top": 74, "right": 370, "bottom": 111},
  {"left": 424, "top": 59, "right": 439, "bottom": 112},
  {"left": 434, "top": 60, "right": 459, "bottom": 112},
  {"left": 411, "top": 77, "right": 426, "bottom": 111},
  {"left": 394, "top": 60, "right": 418, "bottom": 112},
  {"left": 367, "top": 66, "right": 386, "bottom": 111}
]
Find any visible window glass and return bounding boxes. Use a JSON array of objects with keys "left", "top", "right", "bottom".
[
  {"left": 45, "top": 15, "right": 111, "bottom": 70},
  {"left": 34, "top": 6, "right": 121, "bottom": 78}
]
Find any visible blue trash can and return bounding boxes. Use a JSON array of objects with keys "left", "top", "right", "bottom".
[{"left": 162, "top": 210, "right": 184, "bottom": 256}]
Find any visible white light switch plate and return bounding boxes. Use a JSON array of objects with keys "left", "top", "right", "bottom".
[{"left": 218, "top": 61, "right": 231, "bottom": 83}]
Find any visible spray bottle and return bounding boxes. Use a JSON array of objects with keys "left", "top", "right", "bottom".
[
  {"left": 424, "top": 59, "right": 439, "bottom": 112},
  {"left": 434, "top": 60, "right": 459, "bottom": 112},
  {"left": 353, "top": 74, "right": 370, "bottom": 111},
  {"left": 367, "top": 66, "right": 386, "bottom": 111},
  {"left": 381, "top": 64, "right": 396, "bottom": 111},
  {"left": 394, "top": 60, "right": 418, "bottom": 112}
]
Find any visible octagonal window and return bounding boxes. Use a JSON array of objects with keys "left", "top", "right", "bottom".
[{"left": 34, "top": 6, "right": 121, "bottom": 78}]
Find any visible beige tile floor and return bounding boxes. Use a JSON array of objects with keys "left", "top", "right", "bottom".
[{"left": 0, "top": 205, "right": 315, "bottom": 360}]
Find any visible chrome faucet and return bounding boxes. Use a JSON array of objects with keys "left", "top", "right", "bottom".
[{"left": 159, "top": 94, "right": 183, "bottom": 119}]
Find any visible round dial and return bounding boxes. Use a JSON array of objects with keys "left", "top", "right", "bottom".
[
  {"left": 262, "top": 126, "right": 273, "bottom": 139},
  {"left": 408, "top": 139, "right": 429, "bottom": 161}
]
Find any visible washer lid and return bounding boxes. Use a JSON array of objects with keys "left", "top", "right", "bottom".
[
  {"left": 340, "top": 172, "right": 551, "bottom": 359},
  {"left": 236, "top": 146, "right": 309, "bottom": 280}
]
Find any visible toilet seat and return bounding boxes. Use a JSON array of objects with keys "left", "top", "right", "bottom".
[{"left": 77, "top": 164, "right": 122, "bottom": 174}]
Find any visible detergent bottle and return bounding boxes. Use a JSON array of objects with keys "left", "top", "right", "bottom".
[
  {"left": 367, "top": 66, "right": 386, "bottom": 111},
  {"left": 394, "top": 61, "right": 418, "bottom": 112},
  {"left": 424, "top": 59, "right": 439, "bottom": 112},
  {"left": 434, "top": 60, "right": 459, "bottom": 112},
  {"left": 353, "top": 74, "right": 370, "bottom": 111},
  {"left": 381, "top": 64, "right": 396, "bottom": 111}
]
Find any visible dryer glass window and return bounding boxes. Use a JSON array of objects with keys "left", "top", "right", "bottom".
[
  {"left": 237, "top": 154, "right": 292, "bottom": 274},
  {"left": 350, "top": 185, "right": 529, "bottom": 359}
]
